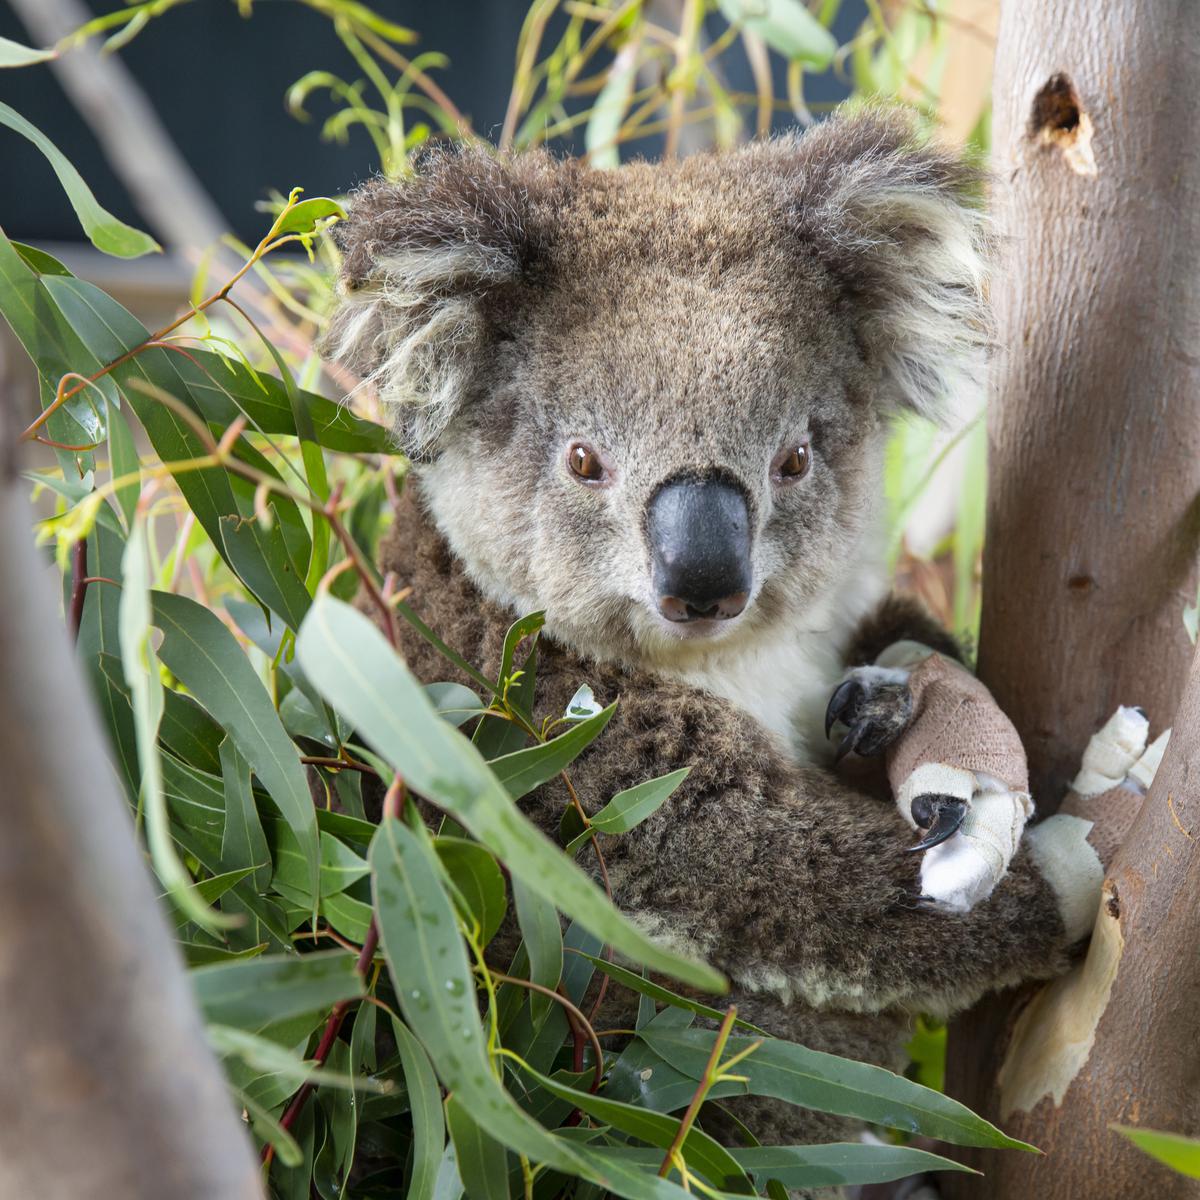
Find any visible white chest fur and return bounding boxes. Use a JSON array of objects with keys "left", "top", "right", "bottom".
[{"left": 665, "top": 561, "right": 886, "bottom": 764}]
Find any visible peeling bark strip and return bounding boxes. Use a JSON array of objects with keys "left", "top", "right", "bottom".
[
  {"left": 996, "top": 884, "right": 1123, "bottom": 1118},
  {"left": 944, "top": 1, "right": 1200, "bottom": 1198}
]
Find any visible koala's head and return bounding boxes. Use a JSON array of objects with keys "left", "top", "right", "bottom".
[{"left": 324, "top": 110, "right": 987, "bottom": 669}]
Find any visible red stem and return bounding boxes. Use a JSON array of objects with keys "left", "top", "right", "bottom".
[
  {"left": 263, "top": 779, "right": 403, "bottom": 1166},
  {"left": 68, "top": 540, "right": 88, "bottom": 642}
]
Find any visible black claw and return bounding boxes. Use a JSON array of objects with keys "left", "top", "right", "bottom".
[
  {"left": 825, "top": 679, "right": 860, "bottom": 740},
  {"left": 833, "top": 725, "right": 863, "bottom": 765},
  {"left": 906, "top": 796, "right": 968, "bottom": 852}
]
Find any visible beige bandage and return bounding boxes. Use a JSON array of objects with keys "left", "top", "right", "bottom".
[
  {"left": 885, "top": 653, "right": 1033, "bottom": 911},
  {"left": 887, "top": 654, "right": 1030, "bottom": 799}
]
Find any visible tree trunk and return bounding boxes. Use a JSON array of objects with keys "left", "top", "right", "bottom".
[
  {"left": 0, "top": 434, "right": 263, "bottom": 1196},
  {"left": 945, "top": 3, "right": 1200, "bottom": 1197}
]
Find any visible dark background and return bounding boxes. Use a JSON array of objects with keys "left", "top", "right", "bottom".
[{"left": 0, "top": 1, "right": 859, "bottom": 245}]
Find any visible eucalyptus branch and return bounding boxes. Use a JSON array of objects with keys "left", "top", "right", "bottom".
[
  {"left": 20, "top": 193, "right": 338, "bottom": 445},
  {"left": 490, "top": 972, "right": 605, "bottom": 1093},
  {"left": 658, "top": 1007, "right": 753, "bottom": 1181}
]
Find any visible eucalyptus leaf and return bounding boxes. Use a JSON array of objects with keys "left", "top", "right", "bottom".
[
  {"left": 0, "top": 102, "right": 158, "bottom": 256},
  {"left": 1112, "top": 1126, "right": 1200, "bottom": 1179},
  {"left": 299, "top": 595, "right": 723, "bottom": 994},
  {"left": 192, "top": 950, "right": 361, "bottom": 1031},
  {"left": 0, "top": 36, "right": 55, "bottom": 67},
  {"left": 446, "top": 1096, "right": 510, "bottom": 1200},
  {"left": 150, "top": 590, "right": 319, "bottom": 902},
  {"left": 715, "top": 0, "right": 837, "bottom": 66},
  {"left": 642, "top": 1027, "right": 1035, "bottom": 1151}
]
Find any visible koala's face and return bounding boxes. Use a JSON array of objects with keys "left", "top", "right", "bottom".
[{"left": 326, "top": 113, "right": 986, "bottom": 667}]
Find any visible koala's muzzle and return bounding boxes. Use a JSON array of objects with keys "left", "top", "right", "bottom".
[{"left": 647, "top": 475, "right": 752, "bottom": 623}]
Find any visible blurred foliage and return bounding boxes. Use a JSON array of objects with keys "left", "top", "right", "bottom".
[
  {"left": 0, "top": 1, "right": 1001, "bottom": 1194},
  {"left": 1112, "top": 1127, "right": 1200, "bottom": 1181}
]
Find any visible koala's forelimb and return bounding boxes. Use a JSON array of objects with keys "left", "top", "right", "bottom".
[
  {"left": 831, "top": 643, "right": 1038, "bottom": 914},
  {"left": 541, "top": 674, "right": 1072, "bottom": 1021}
]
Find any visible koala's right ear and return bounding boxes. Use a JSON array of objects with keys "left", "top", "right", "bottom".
[{"left": 321, "top": 148, "right": 552, "bottom": 458}]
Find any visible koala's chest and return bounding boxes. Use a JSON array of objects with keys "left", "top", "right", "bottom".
[{"left": 670, "top": 629, "right": 847, "bottom": 765}]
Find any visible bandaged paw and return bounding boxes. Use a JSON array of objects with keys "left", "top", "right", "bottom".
[
  {"left": 1033, "top": 707, "right": 1169, "bottom": 940},
  {"left": 885, "top": 651, "right": 1033, "bottom": 913},
  {"left": 1060, "top": 707, "right": 1170, "bottom": 869},
  {"left": 917, "top": 782, "right": 1034, "bottom": 913}
]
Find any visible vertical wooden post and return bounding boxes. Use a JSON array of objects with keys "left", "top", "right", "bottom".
[
  {"left": 946, "top": 2, "right": 1200, "bottom": 1197},
  {"left": 0, "top": 459, "right": 264, "bottom": 1197}
]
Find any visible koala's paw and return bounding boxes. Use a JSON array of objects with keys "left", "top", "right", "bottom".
[
  {"left": 1072, "top": 705, "right": 1170, "bottom": 798},
  {"left": 914, "top": 781, "right": 1032, "bottom": 914},
  {"left": 825, "top": 666, "right": 914, "bottom": 763}
]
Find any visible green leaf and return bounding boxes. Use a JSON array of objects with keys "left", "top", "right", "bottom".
[
  {"left": 120, "top": 518, "right": 227, "bottom": 929},
  {"left": 150, "top": 590, "right": 320, "bottom": 904},
  {"left": 208, "top": 1023, "right": 381, "bottom": 1092},
  {"left": 715, "top": 0, "right": 837, "bottom": 66},
  {"left": 731, "top": 1142, "right": 977, "bottom": 1189},
  {"left": 488, "top": 702, "right": 616, "bottom": 800},
  {"left": 446, "top": 1096, "right": 511, "bottom": 1200},
  {"left": 12, "top": 241, "right": 72, "bottom": 275},
  {"left": 606, "top": 1010, "right": 747, "bottom": 1114},
  {"left": 320, "top": 890, "right": 373, "bottom": 944},
  {"left": 268, "top": 819, "right": 370, "bottom": 901},
  {"left": 105, "top": 394, "right": 139, "bottom": 529},
  {"left": 435, "top": 836, "right": 507, "bottom": 948},
  {"left": 512, "top": 876, "right": 563, "bottom": 1024},
  {"left": 518, "top": 1064, "right": 755, "bottom": 1193},
  {"left": 299, "top": 595, "right": 723, "bottom": 994},
  {"left": 0, "top": 103, "right": 158, "bottom": 256},
  {"left": 192, "top": 950, "right": 361, "bottom": 1030},
  {"left": 474, "top": 612, "right": 543, "bottom": 757},
  {"left": 181, "top": 348, "right": 391, "bottom": 453},
  {"left": 0, "top": 36, "right": 55, "bottom": 67},
  {"left": 368, "top": 816, "right": 595, "bottom": 1179},
  {"left": 1112, "top": 1127, "right": 1200, "bottom": 1179},
  {"left": 41, "top": 277, "right": 314, "bottom": 625},
  {"left": 574, "top": 953, "right": 768, "bottom": 1035},
  {"left": 589, "top": 768, "right": 690, "bottom": 834},
  {"left": 392, "top": 1016, "right": 445, "bottom": 1200},
  {"left": 642, "top": 1028, "right": 1034, "bottom": 1151},
  {"left": 426, "top": 681, "right": 486, "bottom": 727},
  {"left": 163, "top": 866, "right": 255, "bottom": 927},
  {"left": 586, "top": 39, "right": 638, "bottom": 168},
  {"left": 237, "top": 1085, "right": 304, "bottom": 1168},
  {"left": 0, "top": 229, "right": 115, "bottom": 474},
  {"left": 273, "top": 196, "right": 346, "bottom": 237},
  {"left": 372, "top": 825, "right": 702, "bottom": 1199},
  {"left": 220, "top": 738, "right": 272, "bottom": 894}
]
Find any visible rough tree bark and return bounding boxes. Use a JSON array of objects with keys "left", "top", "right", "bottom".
[
  {"left": 0, "top": 430, "right": 264, "bottom": 1196},
  {"left": 945, "top": 3, "right": 1200, "bottom": 1198}
]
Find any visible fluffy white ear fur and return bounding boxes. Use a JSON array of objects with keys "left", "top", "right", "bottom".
[
  {"left": 799, "top": 118, "right": 993, "bottom": 424},
  {"left": 847, "top": 187, "right": 989, "bottom": 423},
  {"left": 323, "top": 242, "right": 520, "bottom": 457}
]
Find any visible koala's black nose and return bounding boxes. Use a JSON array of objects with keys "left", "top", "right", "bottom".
[{"left": 647, "top": 475, "right": 752, "bottom": 623}]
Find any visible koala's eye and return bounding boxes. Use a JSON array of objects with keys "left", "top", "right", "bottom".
[
  {"left": 772, "top": 439, "right": 812, "bottom": 484},
  {"left": 567, "top": 441, "right": 609, "bottom": 484}
]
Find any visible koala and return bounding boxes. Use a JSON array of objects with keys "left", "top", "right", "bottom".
[{"left": 322, "top": 110, "right": 1104, "bottom": 1183}]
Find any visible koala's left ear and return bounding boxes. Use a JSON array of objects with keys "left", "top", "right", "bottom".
[
  {"left": 321, "top": 148, "right": 556, "bottom": 458},
  {"left": 783, "top": 109, "right": 991, "bottom": 423}
]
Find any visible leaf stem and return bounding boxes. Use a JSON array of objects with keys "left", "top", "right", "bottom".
[
  {"left": 658, "top": 1006, "right": 738, "bottom": 1180},
  {"left": 490, "top": 971, "right": 605, "bottom": 1093}
]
